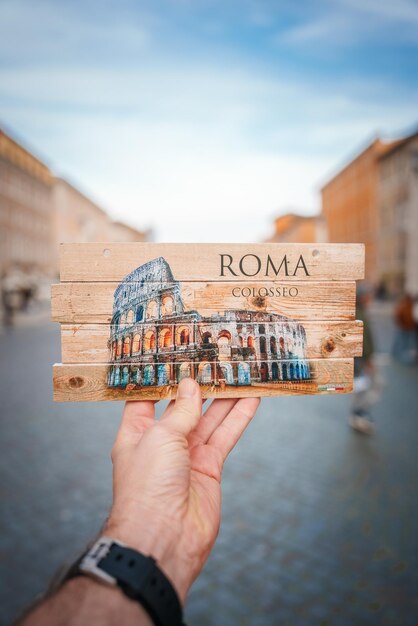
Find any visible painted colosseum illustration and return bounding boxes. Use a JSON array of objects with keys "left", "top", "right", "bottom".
[{"left": 107, "top": 257, "right": 311, "bottom": 389}]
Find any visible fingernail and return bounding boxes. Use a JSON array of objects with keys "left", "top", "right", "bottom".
[{"left": 178, "top": 377, "right": 197, "bottom": 398}]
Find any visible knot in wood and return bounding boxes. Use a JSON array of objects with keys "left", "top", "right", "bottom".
[
  {"left": 322, "top": 337, "right": 336, "bottom": 354},
  {"left": 69, "top": 376, "right": 84, "bottom": 389},
  {"left": 251, "top": 295, "right": 266, "bottom": 308}
]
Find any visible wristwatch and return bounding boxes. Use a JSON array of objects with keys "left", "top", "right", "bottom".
[{"left": 66, "top": 536, "right": 185, "bottom": 626}]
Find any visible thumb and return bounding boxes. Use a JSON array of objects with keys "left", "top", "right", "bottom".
[{"left": 161, "top": 378, "right": 202, "bottom": 436}]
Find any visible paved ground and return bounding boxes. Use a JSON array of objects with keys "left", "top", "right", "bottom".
[{"left": 0, "top": 310, "right": 417, "bottom": 625}]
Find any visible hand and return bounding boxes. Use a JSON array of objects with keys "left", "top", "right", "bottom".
[{"left": 105, "top": 378, "right": 260, "bottom": 604}]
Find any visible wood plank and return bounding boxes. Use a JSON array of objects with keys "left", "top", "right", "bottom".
[
  {"left": 61, "top": 321, "right": 363, "bottom": 363},
  {"left": 51, "top": 281, "right": 356, "bottom": 323},
  {"left": 53, "top": 359, "right": 354, "bottom": 402},
  {"left": 60, "top": 243, "right": 365, "bottom": 282}
]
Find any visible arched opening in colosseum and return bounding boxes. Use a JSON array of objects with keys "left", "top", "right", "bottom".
[
  {"left": 146, "top": 300, "right": 157, "bottom": 319},
  {"left": 289, "top": 363, "right": 295, "bottom": 379},
  {"left": 238, "top": 335, "right": 244, "bottom": 347},
  {"left": 132, "top": 334, "right": 141, "bottom": 353},
  {"left": 131, "top": 367, "right": 140, "bottom": 384},
  {"left": 217, "top": 330, "right": 231, "bottom": 346},
  {"left": 123, "top": 336, "right": 131, "bottom": 356},
  {"left": 157, "top": 363, "right": 170, "bottom": 385},
  {"left": 112, "top": 341, "right": 117, "bottom": 359},
  {"left": 259, "top": 324, "right": 265, "bottom": 334},
  {"left": 279, "top": 336, "right": 285, "bottom": 356},
  {"left": 144, "top": 330, "right": 155, "bottom": 351},
  {"left": 259, "top": 336, "right": 267, "bottom": 354},
  {"left": 296, "top": 362, "right": 300, "bottom": 379},
  {"left": 247, "top": 335, "right": 254, "bottom": 348},
  {"left": 270, "top": 336, "right": 277, "bottom": 354},
  {"left": 116, "top": 339, "right": 122, "bottom": 357},
  {"left": 162, "top": 295, "right": 174, "bottom": 315},
  {"left": 176, "top": 326, "right": 190, "bottom": 345},
  {"left": 238, "top": 362, "right": 250, "bottom": 385},
  {"left": 160, "top": 328, "right": 171, "bottom": 348},
  {"left": 202, "top": 332, "right": 212, "bottom": 345},
  {"left": 260, "top": 362, "right": 269, "bottom": 382},
  {"left": 198, "top": 362, "right": 212, "bottom": 384},
  {"left": 220, "top": 363, "right": 234, "bottom": 384},
  {"left": 178, "top": 362, "right": 191, "bottom": 381},
  {"left": 114, "top": 367, "right": 121, "bottom": 385},
  {"left": 135, "top": 306, "right": 144, "bottom": 322},
  {"left": 122, "top": 366, "right": 129, "bottom": 385},
  {"left": 272, "top": 362, "right": 279, "bottom": 380},
  {"left": 126, "top": 309, "right": 134, "bottom": 324},
  {"left": 143, "top": 364, "right": 154, "bottom": 385}
]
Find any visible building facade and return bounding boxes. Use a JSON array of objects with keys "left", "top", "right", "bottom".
[
  {"left": 378, "top": 131, "right": 418, "bottom": 296},
  {"left": 0, "top": 128, "right": 54, "bottom": 277},
  {"left": 52, "top": 177, "right": 111, "bottom": 274},
  {"left": 321, "top": 128, "right": 418, "bottom": 295},
  {"left": 321, "top": 139, "right": 387, "bottom": 285},
  {"left": 107, "top": 220, "right": 150, "bottom": 243},
  {"left": 107, "top": 257, "right": 310, "bottom": 389},
  {"left": 267, "top": 213, "right": 326, "bottom": 243}
]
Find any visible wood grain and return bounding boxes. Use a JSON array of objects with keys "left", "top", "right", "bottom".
[
  {"left": 61, "top": 321, "right": 363, "bottom": 363},
  {"left": 53, "top": 359, "right": 354, "bottom": 402},
  {"left": 51, "top": 281, "right": 356, "bottom": 323},
  {"left": 60, "top": 243, "right": 365, "bottom": 282}
]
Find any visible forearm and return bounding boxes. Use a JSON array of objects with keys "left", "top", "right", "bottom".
[{"left": 18, "top": 577, "right": 153, "bottom": 626}]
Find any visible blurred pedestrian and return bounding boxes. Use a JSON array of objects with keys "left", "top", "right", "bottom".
[
  {"left": 392, "top": 293, "right": 417, "bottom": 365},
  {"left": 1, "top": 269, "right": 24, "bottom": 326},
  {"left": 349, "top": 283, "right": 381, "bottom": 435},
  {"left": 413, "top": 295, "right": 418, "bottom": 357}
]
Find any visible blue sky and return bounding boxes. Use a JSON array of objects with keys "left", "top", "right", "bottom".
[{"left": 1, "top": 0, "right": 417, "bottom": 241}]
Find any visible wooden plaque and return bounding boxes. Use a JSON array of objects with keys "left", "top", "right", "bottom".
[{"left": 53, "top": 243, "right": 364, "bottom": 401}]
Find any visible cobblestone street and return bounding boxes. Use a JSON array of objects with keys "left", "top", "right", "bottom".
[{"left": 0, "top": 311, "right": 417, "bottom": 626}]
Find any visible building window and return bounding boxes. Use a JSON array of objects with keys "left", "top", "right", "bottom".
[
  {"left": 247, "top": 336, "right": 254, "bottom": 348},
  {"left": 123, "top": 336, "right": 131, "bottom": 356},
  {"left": 136, "top": 306, "right": 144, "bottom": 322},
  {"left": 146, "top": 300, "right": 157, "bottom": 319},
  {"left": 132, "top": 334, "right": 141, "bottom": 353},
  {"left": 259, "top": 324, "right": 265, "bottom": 334},
  {"left": 162, "top": 295, "right": 174, "bottom": 315},
  {"left": 144, "top": 330, "right": 156, "bottom": 351},
  {"left": 260, "top": 336, "right": 266, "bottom": 353},
  {"left": 180, "top": 328, "right": 189, "bottom": 345},
  {"left": 270, "top": 336, "right": 277, "bottom": 354},
  {"left": 160, "top": 328, "right": 171, "bottom": 348},
  {"left": 217, "top": 330, "right": 231, "bottom": 345}
]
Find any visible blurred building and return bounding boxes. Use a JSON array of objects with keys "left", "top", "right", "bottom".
[
  {"left": 0, "top": 128, "right": 54, "bottom": 277},
  {"left": 378, "top": 131, "right": 418, "bottom": 296},
  {"left": 321, "top": 128, "right": 418, "bottom": 295},
  {"left": 321, "top": 139, "right": 388, "bottom": 285},
  {"left": 266, "top": 213, "right": 326, "bottom": 243},
  {"left": 0, "top": 127, "right": 149, "bottom": 283},
  {"left": 52, "top": 177, "right": 111, "bottom": 274},
  {"left": 108, "top": 220, "right": 150, "bottom": 243}
]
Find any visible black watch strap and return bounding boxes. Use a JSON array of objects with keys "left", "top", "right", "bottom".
[{"left": 67, "top": 537, "right": 184, "bottom": 626}]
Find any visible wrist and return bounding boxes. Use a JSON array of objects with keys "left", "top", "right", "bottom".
[{"left": 104, "top": 513, "right": 195, "bottom": 604}]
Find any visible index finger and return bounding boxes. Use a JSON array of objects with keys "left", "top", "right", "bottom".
[
  {"left": 207, "top": 397, "right": 260, "bottom": 462},
  {"left": 115, "top": 400, "right": 157, "bottom": 446}
]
